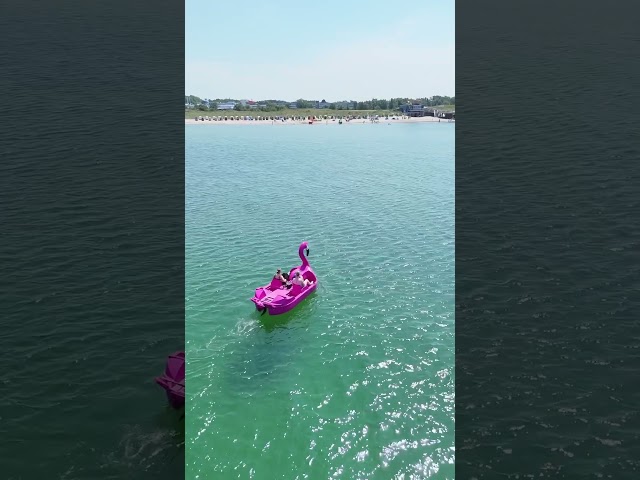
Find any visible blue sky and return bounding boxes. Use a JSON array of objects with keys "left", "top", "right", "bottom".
[{"left": 186, "top": 0, "right": 454, "bottom": 101}]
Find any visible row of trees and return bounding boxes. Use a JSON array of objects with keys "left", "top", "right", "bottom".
[
  {"left": 292, "top": 96, "right": 455, "bottom": 110},
  {"left": 234, "top": 103, "right": 285, "bottom": 112},
  {"left": 186, "top": 95, "right": 455, "bottom": 112},
  {"left": 187, "top": 97, "right": 288, "bottom": 112},
  {"left": 347, "top": 96, "right": 455, "bottom": 110}
]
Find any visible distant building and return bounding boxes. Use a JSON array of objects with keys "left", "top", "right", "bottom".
[
  {"left": 289, "top": 103, "right": 298, "bottom": 109},
  {"left": 399, "top": 103, "right": 427, "bottom": 117},
  {"left": 217, "top": 101, "right": 236, "bottom": 110}
]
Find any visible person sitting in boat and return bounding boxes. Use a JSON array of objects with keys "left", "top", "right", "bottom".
[
  {"left": 292, "top": 271, "right": 312, "bottom": 288},
  {"left": 274, "top": 269, "right": 287, "bottom": 284}
]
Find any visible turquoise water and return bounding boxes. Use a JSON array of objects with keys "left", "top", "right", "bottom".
[{"left": 186, "top": 123, "right": 454, "bottom": 479}]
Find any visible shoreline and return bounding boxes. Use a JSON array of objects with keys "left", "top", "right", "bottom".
[{"left": 185, "top": 116, "right": 453, "bottom": 126}]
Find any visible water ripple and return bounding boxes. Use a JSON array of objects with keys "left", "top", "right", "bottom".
[{"left": 186, "top": 124, "right": 454, "bottom": 479}]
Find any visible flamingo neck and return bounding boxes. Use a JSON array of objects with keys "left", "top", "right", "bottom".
[{"left": 299, "top": 245, "right": 309, "bottom": 268}]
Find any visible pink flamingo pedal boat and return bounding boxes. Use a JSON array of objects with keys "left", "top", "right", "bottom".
[
  {"left": 251, "top": 241, "right": 317, "bottom": 315},
  {"left": 155, "top": 351, "right": 185, "bottom": 409}
]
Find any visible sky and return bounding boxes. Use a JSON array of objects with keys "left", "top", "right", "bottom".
[{"left": 185, "top": 0, "right": 454, "bottom": 102}]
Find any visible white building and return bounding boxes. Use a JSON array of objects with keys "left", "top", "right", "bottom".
[{"left": 217, "top": 102, "right": 237, "bottom": 110}]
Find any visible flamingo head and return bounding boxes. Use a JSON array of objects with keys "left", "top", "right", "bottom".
[{"left": 299, "top": 241, "right": 310, "bottom": 261}]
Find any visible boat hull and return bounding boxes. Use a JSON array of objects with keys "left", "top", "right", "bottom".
[
  {"left": 155, "top": 376, "right": 185, "bottom": 408},
  {"left": 155, "top": 351, "right": 185, "bottom": 409},
  {"left": 251, "top": 282, "right": 317, "bottom": 315}
]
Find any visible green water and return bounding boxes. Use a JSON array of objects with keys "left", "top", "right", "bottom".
[{"left": 186, "top": 123, "right": 454, "bottom": 479}]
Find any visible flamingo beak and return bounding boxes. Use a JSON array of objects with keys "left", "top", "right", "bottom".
[{"left": 306, "top": 248, "right": 309, "bottom": 256}]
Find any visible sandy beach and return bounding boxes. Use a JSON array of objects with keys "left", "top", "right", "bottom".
[{"left": 185, "top": 116, "right": 451, "bottom": 126}]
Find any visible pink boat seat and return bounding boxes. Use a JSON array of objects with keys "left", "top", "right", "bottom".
[
  {"left": 268, "top": 277, "right": 283, "bottom": 290},
  {"left": 288, "top": 283, "right": 303, "bottom": 297}
]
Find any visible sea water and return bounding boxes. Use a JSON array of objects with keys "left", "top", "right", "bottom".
[{"left": 186, "top": 122, "right": 454, "bottom": 479}]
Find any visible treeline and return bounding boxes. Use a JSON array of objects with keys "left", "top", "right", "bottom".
[
  {"left": 289, "top": 95, "right": 455, "bottom": 110},
  {"left": 312, "top": 95, "right": 456, "bottom": 110},
  {"left": 185, "top": 95, "right": 455, "bottom": 111},
  {"left": 235, "top": 103, "right": 285, "bottom": 112}
]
